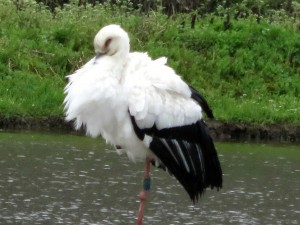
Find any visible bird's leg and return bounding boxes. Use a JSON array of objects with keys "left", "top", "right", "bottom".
[{"left": 136, "top": 158, "right": 151, "bottom": 225}]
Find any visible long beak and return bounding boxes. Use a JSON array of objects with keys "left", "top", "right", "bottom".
[{"left": 95, "top": 52, "right": 105, "bottom": 60}]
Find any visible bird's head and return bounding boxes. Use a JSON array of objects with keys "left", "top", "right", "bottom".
[{"left": 93, "top": 24, "right": 130, "bottom": 59}]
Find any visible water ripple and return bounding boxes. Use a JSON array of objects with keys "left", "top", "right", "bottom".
[{"left": 0, "top": 134, "right": 299, "bottom": 225}]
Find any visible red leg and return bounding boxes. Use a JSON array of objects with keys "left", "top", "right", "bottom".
[{"left": 136, "top": 158, "right": 151, "bottom": 225}]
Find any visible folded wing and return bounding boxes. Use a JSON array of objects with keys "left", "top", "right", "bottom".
[{"left": 124, "top": 55, "right": 222, "bottom": 202}]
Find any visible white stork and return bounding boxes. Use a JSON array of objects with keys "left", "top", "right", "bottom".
[{"left": 64, "top": 24, "right": 222, "bottom": 223}]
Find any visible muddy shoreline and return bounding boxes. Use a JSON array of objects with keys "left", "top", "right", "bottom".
[{"left": 0, "top": 116, "right": 299, "bottom": 144}]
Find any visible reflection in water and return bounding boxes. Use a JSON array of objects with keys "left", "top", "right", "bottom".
[{"left": 0, "top": 132, "right": 299, "bottom": 225}]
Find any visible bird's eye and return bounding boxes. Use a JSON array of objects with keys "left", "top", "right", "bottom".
[{"left": 104, "top": 38, "right": 112, "bottom": 49}]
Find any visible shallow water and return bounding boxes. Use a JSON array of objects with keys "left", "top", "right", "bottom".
[{"left": 0, "top": 132, "right": 299, "bottom": 225}]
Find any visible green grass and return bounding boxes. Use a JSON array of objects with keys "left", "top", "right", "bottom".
[
  {"left": 0, "top": 71, "right": 64, "bottom": 118},
  {"left": 0, "top": 0, "right": 299, "bottom": 124}
]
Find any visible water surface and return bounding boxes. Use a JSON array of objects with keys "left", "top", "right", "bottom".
[{"left": 0, "top": 132, "right": 299, "bottom": 224}]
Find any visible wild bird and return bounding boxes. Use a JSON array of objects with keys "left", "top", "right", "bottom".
[{"left": 64, "top": 24, "right": 222, "bottom": 224}]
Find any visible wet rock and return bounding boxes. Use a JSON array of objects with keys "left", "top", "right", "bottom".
[{"left": 0, "top": 116, "right": 299, "bottom": 144}]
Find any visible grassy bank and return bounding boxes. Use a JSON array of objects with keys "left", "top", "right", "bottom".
[{"left": 0, "top": 0, "right": 299, "bottom": 125}]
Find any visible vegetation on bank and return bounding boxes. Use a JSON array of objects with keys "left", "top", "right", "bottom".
[{"left": 0, "top": 0, "right": 299, "bottom": 124}]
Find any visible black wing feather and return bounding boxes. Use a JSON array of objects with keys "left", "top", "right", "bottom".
[
  {"left": 130, "top": 115, "right": 222, "bottom": 202},
  {"left": 189, "top": 85, "right": 214, "bottom": 119}
]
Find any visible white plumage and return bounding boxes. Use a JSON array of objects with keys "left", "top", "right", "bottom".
[{"left": 64, "top": 24, "right": 222, "bottom": 202}]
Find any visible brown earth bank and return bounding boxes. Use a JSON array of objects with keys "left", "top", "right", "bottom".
[{"left": 0, "top": 116, "right": 299, "bottom": 144}]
